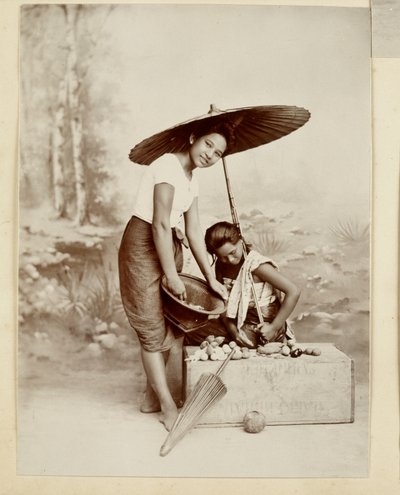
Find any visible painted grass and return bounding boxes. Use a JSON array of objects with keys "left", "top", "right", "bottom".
[{"left": 329, "top": 218, "right": 370, "bottom": 244}]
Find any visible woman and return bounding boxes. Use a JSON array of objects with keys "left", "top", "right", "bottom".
[{"left": 118, "top": 123, "right": 233, "bottom": 431}]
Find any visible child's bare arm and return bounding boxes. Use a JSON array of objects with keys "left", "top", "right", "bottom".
[
  {"left": 253, "top": 263, "right": 300, "bottom": 338},
  {"left": 220, "top": 314, "right": 239, "bottom": 341},
  {"left": 220, "top": 315, "right": 255, "bottom": 347}
]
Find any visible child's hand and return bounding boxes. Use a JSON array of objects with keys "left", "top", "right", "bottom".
[
  {"left": 208, "top": 278, "right": 228, "bottom": 302},
  {"left": 257, "top": 322, "right": 278, "bottom": 342},
  {"left": 237, "top": 330, "right": 256, "bottom": 348}
]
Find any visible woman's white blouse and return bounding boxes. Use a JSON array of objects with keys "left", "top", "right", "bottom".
[{"left": 133, "top": 154, "right": 199, "bottom": 228}]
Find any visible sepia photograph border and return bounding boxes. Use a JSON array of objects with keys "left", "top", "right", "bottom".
[{"left": 1, "top": 0, "right": 399, "bottom": 493}]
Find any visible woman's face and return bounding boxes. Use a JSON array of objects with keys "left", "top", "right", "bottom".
[
  {"left": 189, "top": 132, "right": 227, "bottom": 169},
  {"left": 214, "top": 240, "right": 243, "bottom": 265}
]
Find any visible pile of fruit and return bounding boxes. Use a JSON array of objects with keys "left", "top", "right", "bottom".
[
  {"left": 186, "top": 336, "right": 322, "bottom": 362},
  {"left": 185, "top": 335, "right": 250, "bottom": 362},
  {"left": 257, "top": 339, "right": 321, "bottom": 358}
]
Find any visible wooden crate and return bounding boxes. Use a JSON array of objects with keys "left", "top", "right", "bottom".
[{"left": 183, "top": 343, "right": 354, "bottom": 426}]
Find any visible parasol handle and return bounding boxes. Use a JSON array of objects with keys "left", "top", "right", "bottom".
[
  {"left": 215, "top": 347, "right": 236, "bottom": 377},
  {"left": 221, "top": 157, "right": 264, "bottom": 324},
  {"left": 221, "top": 157, "right": 241, "bottom": 231},
  {"left": 241, "top": 241, "right": 264, "bottom": 324}
]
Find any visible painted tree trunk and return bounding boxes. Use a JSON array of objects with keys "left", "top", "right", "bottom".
[
  {"left": 51, "top": 79, "right": 68, "bottom": 218},
  {"left": 65, "top": 5, "right": 90, "bottom": 225}
]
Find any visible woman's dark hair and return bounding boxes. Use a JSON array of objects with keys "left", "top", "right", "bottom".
[
  {"left": 191, "top": 121, "right": 236, "bottom": 155},
  {"left": 205, "top": 221, "right": 246, "bottom": 256}
]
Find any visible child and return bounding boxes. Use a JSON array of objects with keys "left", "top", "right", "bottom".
[{"left": 202, "top": 221, "right": 300, "bottom": 348}]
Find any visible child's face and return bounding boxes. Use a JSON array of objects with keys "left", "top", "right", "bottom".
[{"left": 214, "top": 240, "right": 243, "bottom": 265}]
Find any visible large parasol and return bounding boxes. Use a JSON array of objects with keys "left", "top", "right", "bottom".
[
  {"left": 129, "top": 104, "right": 311, "bottom": 323},
  {"left": 129, "top": 104, "right": 310, "bottom": 165}
]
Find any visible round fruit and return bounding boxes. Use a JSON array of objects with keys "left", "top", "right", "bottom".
[
  {"left": 215, "top": 336, "right": 225, "bottom": 345},
  {"left": 214, "top": 347, "right": 226, "bottom": 359},
  {"left": 199, "top": 341, "right": 208, "bottom": 349},
  {"left": 200, "top": 352, "right": 208, "bottom": 361},
  {"left": 206, "top": 335, "right": 216, "bottom": 343},
  {"left": 206, "top": 344, "right": 214, "bottom": 356},
  {"left": 281, "top": 345, "right": 290, "bottom": 356},
  {"left": 210, "top": 353, "right": 218, "bottom": 361},
  {"left": 243, "top": 411, "right": 266, "bottom": 433},
  {"left": 210, "top": 341, "right": 219, "bottom": 348},
  {"left": 232, "top": 349, "right": 243, "bottom": 360},
  {"left": 312, "top": 348, "right": 321, "bottom": 356},
  {"left": 229, "top": 341, "right": 238, "bottom": 349},
  {"left": 290, "top": 348, "right": 303, "bottom": 358},
  {"left": 222, "top": 344, "right": 231, "bottom": 354},
  {"left": 242, "top": 348, "right": 250, "bottom": 359},
  {"left": 305, "top": 348, "right": 314, "bottom": 355}
]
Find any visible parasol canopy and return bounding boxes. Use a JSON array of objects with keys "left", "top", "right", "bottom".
[{"left": 129, "top": 104, "right": 311, "bottom": 165}]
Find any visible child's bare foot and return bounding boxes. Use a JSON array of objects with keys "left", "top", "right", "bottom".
[
  {"left": 159, "top": 407, "right": 178, "bottom": 431},
  {"left": 140, "top": 388, "right": 161, "bottom": 413}
]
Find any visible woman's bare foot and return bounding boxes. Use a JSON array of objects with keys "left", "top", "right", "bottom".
[
  {"left": 140, "top": 400, "right": 161, "bottom": 413},
  {"left": 159, "top": 407, "right": 178, "bottom": 431},
  {"left": 140, "top": 387, "right": 161, "bottom": 413}
]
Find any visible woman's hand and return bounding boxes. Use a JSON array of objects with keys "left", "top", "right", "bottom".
[
  {"left": 208, "top": 278, "right": 228, "bottom": 302},
  {"left": 166, "top": 275, "right": 187, "bottom": 300}
]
